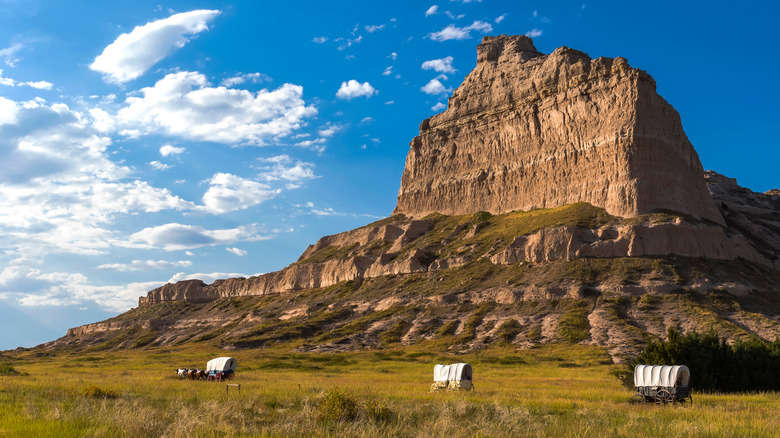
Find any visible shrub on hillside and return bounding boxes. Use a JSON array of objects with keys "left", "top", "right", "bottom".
[
  {"left": 632, "top": 328, "right": 780, "bottom": 392},
  {"left": 81, "top": 384, "right": 119, "bottom": 399}
]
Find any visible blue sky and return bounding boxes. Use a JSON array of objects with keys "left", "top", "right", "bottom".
[{"left": 1, "top": 1, "right": 778, "bottom": 350}]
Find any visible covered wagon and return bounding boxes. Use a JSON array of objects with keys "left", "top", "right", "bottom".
[
  {"left": 206, "top": 357, "right": 237, "bottom": 381},
  {"left": 430, "top": 363, "right": 473, "bottom": 391},
  {"left": 633, "top": 364, "right": 691, "bottom": 405}
]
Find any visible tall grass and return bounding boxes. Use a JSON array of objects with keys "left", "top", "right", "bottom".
[{"left": 0, "top": 343, "right": 778, "bottom": 436}]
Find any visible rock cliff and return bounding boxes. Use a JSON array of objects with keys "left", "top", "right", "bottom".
[
  {"left": 52, "top": 35, "right": 780, "bottom": 361},
  {"left": 394, "top": 35, "right": 724, "bottom": 225}
]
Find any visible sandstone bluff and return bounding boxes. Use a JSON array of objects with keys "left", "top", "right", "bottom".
[
  {"left": 394, "top": 35, "right": 724, "bottom": 225},
  {"left": 56, "top": 35, "right": 780, "bottom": 361}
]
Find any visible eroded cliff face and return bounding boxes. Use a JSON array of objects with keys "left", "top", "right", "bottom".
[
  {"left": 394, "top": 35, "right": 723, "bottom": 225},
  {"left": 139, "top": 202, "right": 774, "bottom": 307}
]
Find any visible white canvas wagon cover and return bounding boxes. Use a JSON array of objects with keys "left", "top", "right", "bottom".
[
  {"left": 434, "top": 363, "right": 473, "bottom": 382},
  {"left": 206, "top": 357, "right": 237, "bottom": 373},
  {"left": 634, "top": 365, "right": 690, "bottom": 388}
]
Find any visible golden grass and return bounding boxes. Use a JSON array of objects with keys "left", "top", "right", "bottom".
[{"left": 1, "top": 343, "right": 778, "bottom": 437}]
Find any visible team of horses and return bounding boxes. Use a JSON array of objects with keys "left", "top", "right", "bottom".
[{"left": 175, "top": 368, "right": 233, "bottom": 381}]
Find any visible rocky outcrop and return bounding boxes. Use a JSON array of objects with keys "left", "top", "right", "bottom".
[
  {"left": 490, "top": 222, "right": 766, "bottom": 266},
  {"left": 706, "top": 170, "right": 780, "bottom": 268},
  {"left": 139, "top": 207, "right": 775, "bottom": 307},
  {"left": 394, "top": 35, "right": 724, "bottom": 225},
  {"left": 134, "top": 36, "right": 778, "bottom": 312}
]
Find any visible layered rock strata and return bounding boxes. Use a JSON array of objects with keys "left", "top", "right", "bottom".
[
  {"left": 139, "top": 208, "right": 772, "bottom": 307},
  {"left": 394, "top": 35, "right": 724, "bottom": 225}
]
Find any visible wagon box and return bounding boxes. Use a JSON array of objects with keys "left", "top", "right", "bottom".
[
  {"left": 206, "top": 357, "right": 237, "bottom": 381},
  {"left": 430, "top": 363, "right": 473, "bottom": 392},
  {"left": 633, "top": 364, "right": 692, "bottom": 405}
]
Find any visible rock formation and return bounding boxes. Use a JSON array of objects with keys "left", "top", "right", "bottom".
[
  {"left": 394, "top": 35, "right": 724, "bottom": 225},
  {"left": 52, "top": 35, "right": 780, "bottom": 361}
]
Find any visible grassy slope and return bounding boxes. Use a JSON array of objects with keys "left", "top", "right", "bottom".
[{"left": 1, "top": 345, "right": 778, "bottom": 437}]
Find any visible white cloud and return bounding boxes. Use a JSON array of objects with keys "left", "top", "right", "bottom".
[
  {"left": 421, "top": 56, "right": 455, "bottom": 74},
  {"left": 388, "top": 52, "right": 397, "bottom": 61},
  {"left": 12, "top": 273, "right": 165, "bottom": 312},
  {"left": 425, "top": 5, "right": 439, "bottom": 16},
  {"left": 360, "top": 116, "right": 374, "bottom": 124},
  {"left": 312, "top": 36, "right": 328, "bottom": 44},
  {"left": 97, "top": 259, "right": 192, "bottom": 271},
  {"left": 0, "top": 69, "right": 53, "bottom": 90},
  {"left": 365, "top": 24, "right": 385, "bottom": 33},
  {"left": 0, "top": 98, "right": 194, "bottom": 257},
  {"left": 89, "top": 9, "right": 222, "bottom": 83},
  {"left": 128, "top": 222, "right": 268, "bottom": 251},
  {"left": 226, "top": 247, "right": 247, "bottom": 256},
  {"left": 257, "top": 155, "right": 317, "bottom": 184},
  {"left": 382, "top": 66, "right": 393, "bottom": 76},
  {"left": 221, "top": 72, "right": 271, "bottom": 87},
  {"left": 167, "top": 271, "right": 253, "bottom": 284},
  {"left": 318, "top": 122, "right": 343, "bottom": 137},
  {"left": 159, "top": 144, "right": 185, "bottom": 156},
  {"left": 200, "top": 173, "right": 281, "bottom": 214},
  {"left": 432, "top": 102, "right": 446, "bottom": 111},
  {"left": 421, "top": 79, "right": 452, "bottom": 95},
  {"left": 495, "top": 14, "right": 507, "bottom": 23},
  {"left": 428, "top": 20, "right": 493, "bottom": 41},
  {"left": 337, "top": 35, "right": 363, "bottom": 51},
  {"left": 0, "top": 43, "right": 24, "bottom": 66},
  {"left": 336, "top": 80, "right": 377, "bottom": 100},
  {"left": 115, "top": 71, "right": 317, "bottom": 145},
  {"left": 149, "top": 160, "right": 172, "bottom": 170},
  {"left": 525, "top": 28, "right": 543, "bottom": 38},
  {"left": 444, "top": 11, "right": 465, "bottom": 20}
]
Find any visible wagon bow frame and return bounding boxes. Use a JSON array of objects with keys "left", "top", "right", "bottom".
[{"left": 632, "top": 364, "right": 692, "bottom": 406}]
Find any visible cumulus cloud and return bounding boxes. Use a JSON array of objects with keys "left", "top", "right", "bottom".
[
  {"left": 432, "top": 102, "right": 446, "bottom": 111},
  {"left": 0, "top": 69, "right": 53, "bottom": 90},
  {"left": 421, "top": 56, "right": 455, "bottom": 74},
  {"left": 425, "top": 5, "right": 439, "bottom": 16},
  {"left": 11, "top": 272, "right": 165, "bottom": 312},
  {"left": 525, "top": 28, "right": 543, "bottom": 38},
  {"left": 421, "top": 78, "right": 452, "bottom": 95},
  {"left": 159, "top": 144, "right": 185, "bottom": 156},
  {"left": 115, "top": 71, "right": 317, "bottom": 145},
  {"left": 312, "top": 36, "right": 328, "bottom": 44},
  {"left": 128, "top": 222, "right": 268, "bottom": 251},
  {"left": 89, "top": 9, "right": 221, "bottom": 83},
  {"left": 428, "top": 20, "right": 492, "bottom": 41},
  {"left": 317, "top": 122, "right": 343, "bottom": 137},
  {"left": 200, "top": 173, "right": 281, "bottom": 214},
  {"left": 495, "top": 14, "right": 507, "bottom": 23},
  {"left": 97, "top": 259, "right": 192, "bottom": 271},
  {"left": 0, "top": 98, "right": 193, "bottom": 256},
  {"left": 167, "top": 271, "right": 253, "bottom": 284},
  {"left": 220, "top": 72, "right": 271, "bottom": 87},
  {"left": 365, "top": 24, "right": 385, "bottom": 33},
  {"left": 257, "top": 155, "right": 317, "bottom": 185},
  {"left": 226, "top": 247, "right": 247, "bottom": 256},
  {"left": 336, "top": 80, "right": 377, "bottom": 100},
  {"left": 149, "top": 160, "right": 172, "bottom": 170}
]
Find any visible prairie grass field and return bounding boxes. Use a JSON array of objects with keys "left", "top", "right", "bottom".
[{"left": 1, "top": 343, "right": 778, "bottom": 437}]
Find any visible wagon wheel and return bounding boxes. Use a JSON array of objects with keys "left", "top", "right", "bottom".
[
  {"left": 632, "top": 393, "right": 646, "bottom": 404},
  {"left": 470, "top": 383, "right": 475, "bottom": 392},
  {"left": 678, "top": 395, "right": 693, "bottom": 407},
  {"left": 655, "top": 390, "right": 673, "bottom": 405}
]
